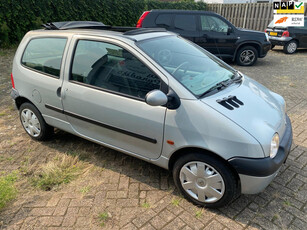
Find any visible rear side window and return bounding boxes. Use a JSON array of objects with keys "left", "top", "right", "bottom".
[
  {"left": 174, "top": 15, "right": 196, "bottom": 31},
  {"left": 21, "top": 38, "right": 67, "bottom": 78},
  {"left": 155, "top": 14, "right": 172, "bottom": 28}
]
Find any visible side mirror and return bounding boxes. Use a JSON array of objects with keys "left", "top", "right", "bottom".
[
  {"left": 145, "top": 90, "right": 168, "bottom": 106},
  {"left": 227, "top": 27, "right": 233, "bottom": 35}
]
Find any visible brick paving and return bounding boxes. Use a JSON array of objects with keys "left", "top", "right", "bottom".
[{"left": 0, "top": 47, "right": 306, "bottom": 229}]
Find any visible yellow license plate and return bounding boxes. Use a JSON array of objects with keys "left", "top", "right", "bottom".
[{"left": 270, "top": 32, "right": 278, "bottom": 36}]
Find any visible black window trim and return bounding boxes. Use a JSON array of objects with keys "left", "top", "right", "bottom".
[
  {"left": 20, "top": 36, "right": 68, "bottom": 79},
  {"left": 68, "top": 38, "right": 167, "bottom": 102}
]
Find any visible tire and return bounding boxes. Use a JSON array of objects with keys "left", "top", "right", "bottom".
[
  {"left": 283, "top": 40, "right": 297, "bottom": 54},
  {"left": 19, "top": 102, "right": 53, "bottom": 141},
  {"left": 173, "top": 153, "right": 239, "bottom": 208},
  {"left": 271, "top": 45, "right": 275, "bottom": 50},
  {"left": 236, "top": 46, "right": 258, "bottom": 66}
]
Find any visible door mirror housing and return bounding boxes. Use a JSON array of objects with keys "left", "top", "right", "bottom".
[
  {"left": 145, "top": 90, "right": 168, "bottom": 106},
  {"left": 227, "top": 27, "right": 233, "bottom": 35}
]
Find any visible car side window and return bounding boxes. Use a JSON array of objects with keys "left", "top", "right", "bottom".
[
  {"left": 174, "top": 14, "right": 196, "bottom": 31},
  {"left": 21, "top": 38, "right": 67, "bottom": 78},
  {"left": 201, "top": 15, "right": 229, "bottom": 33},
  {"left": 71, "top": 40, "right": 161, "bottom": 99},
  {"left": 155, "top": 14, "right": 172, "bottom": 28}
]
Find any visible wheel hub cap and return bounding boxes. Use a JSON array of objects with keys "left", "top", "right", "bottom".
[
  {"left": 21, "top": 108, "right": 41, "bottom": 137},
  {"left": 179, "top": 161, "right": 225, "bottom": 203}
]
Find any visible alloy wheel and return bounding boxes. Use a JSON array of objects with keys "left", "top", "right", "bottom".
[
  {"left": 240, "top": 49, "right": 255, "bottom": 65},
  {"left": 287, "top": 42, "right": 297, "bottom": 53}
]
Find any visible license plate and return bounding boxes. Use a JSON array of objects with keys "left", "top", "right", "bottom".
[{"left": 270, "top": 32, "right": 278, "bottom": 36}]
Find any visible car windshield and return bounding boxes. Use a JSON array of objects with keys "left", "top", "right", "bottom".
[{"left": 137, "top": 36, "right": 236, "bottom": 97}]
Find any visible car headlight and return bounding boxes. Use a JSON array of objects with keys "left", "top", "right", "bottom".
[
  {"left": 265, "top": 33, "right": 269, "bottom": 42},
  {"left": 270, "top": 133, "right": 279, "bottom": 158}
]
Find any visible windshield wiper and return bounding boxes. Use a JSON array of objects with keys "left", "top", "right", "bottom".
[
  {"left": 199, "top": 79, "right": 232, "bottom": 98},
  {"left": 199, "top": 72, "right": 243, "bottom": 98}
]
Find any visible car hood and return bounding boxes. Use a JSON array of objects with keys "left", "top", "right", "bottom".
[
  {"left": 201, "top": 76, "right": 286, "bottom": 156},
  {"left": 236, "top": 28, "right": 266, "bottom": 36}
]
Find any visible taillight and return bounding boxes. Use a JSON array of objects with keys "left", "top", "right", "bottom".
[
  {"left": 282, "top": 31, "right": 289, "bottom": 37},
  {"left": 11, "top": 73, "right": 15, "bottom": 89},
  {"left": 136, "top": 11, "right": 150, "bottom": 28},
  {"left": 265, "top": 29, "right": 267, "bottom": 33}
]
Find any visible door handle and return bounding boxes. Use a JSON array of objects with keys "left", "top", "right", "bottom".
[{"left": 56, "top": 87, "right": 61, "bottom": 97}]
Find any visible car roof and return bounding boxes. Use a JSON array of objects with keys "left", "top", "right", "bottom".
[{"left": 150, "top": 9, "right": 219, "bottom": 15}]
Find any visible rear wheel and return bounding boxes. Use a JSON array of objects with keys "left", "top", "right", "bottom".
[
  {"left": 283, "top": 40, "right": 297, "bottom": 54},
  {"left": 173, "top": 153, "right": 239, "bottom": 208},
  {"left": 236, "top": 46, "right": 258, "bottom": 66},
  {"left": 19, "top": 103, "right": 53, "bottom": 141}
]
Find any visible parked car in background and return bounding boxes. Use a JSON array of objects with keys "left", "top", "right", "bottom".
[
  {"left": 266, "top": 17, "right": 307, "bottom": 54},
  {"left": 11, "top": 21, "right": 292, "bottom": 208},
  {"left": 136, "top": 10, "right": 271, "bottom": 66}
]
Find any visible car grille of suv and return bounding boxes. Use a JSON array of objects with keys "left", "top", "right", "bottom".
[{"left": 216, "top": 96, "right": 244, "bottom": 110}]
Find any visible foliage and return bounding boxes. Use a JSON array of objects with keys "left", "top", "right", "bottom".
[
  {"left": 31, "top": 154, "right": 90, "bottom": 191},
  {"left": 0, "top": 172, "right": 18, "bottom": 209},
  {"left": 0, "top": 0, "right": 206, "bottom": 47},
  {"left": 98, "top": 211, "right": 110, "bottom": 227}
]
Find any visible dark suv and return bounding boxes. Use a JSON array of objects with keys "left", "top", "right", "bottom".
[
  {"left": 136, "top": 10, "right": 271, "bottom": 66},
  {"left": 266, "top": 17, "right": 307, "bottom": 54}
]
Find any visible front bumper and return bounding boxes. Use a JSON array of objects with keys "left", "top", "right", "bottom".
[
  {"left": 228, "top": 115, "right": 292, "bottom": 194},
  {"left": 269, "top": 36, "right": 292, "bottom": 46}
]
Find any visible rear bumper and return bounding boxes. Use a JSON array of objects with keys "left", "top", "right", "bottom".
[
  {"left": 11, "top": 88, "right": 19, "bottom": 100},
  {"left": 229, "top": 115, "right": 292, "bottom": 194},
  {"left": 269, "top": 36, "right": 292, "bottom": 46}
]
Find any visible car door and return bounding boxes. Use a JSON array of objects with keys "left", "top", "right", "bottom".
[
  {"left": 172, "top": 14, "right": 199, "bottom": 42},
  {"left": 197, "top": 15, "right": 238, "bottom": 58},
  {"left": 61, "top": 36, "right": 168, "bottom": 159}
]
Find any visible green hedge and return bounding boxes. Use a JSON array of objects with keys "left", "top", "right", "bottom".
[{"left": 0, "top": 0, "right": 206, "bottom": 47}]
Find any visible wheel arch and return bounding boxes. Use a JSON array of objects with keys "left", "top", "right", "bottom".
[
  {"left": 168, "top": 147, "right": 240, "bottom": 182},
  {"left": 233, "top": 42, "right": 261, "bottom": 60},
  {"left": 15, "top": 96, "right": 34, "bottom": 110}
]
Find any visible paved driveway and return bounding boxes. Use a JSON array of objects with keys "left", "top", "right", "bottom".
[{"left": 0, "top": 47, "right": 306, "bottom": 230}]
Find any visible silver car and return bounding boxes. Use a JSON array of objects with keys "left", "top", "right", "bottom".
[{"left": 11, "top": 22, "right": 292, "bottom": 208}]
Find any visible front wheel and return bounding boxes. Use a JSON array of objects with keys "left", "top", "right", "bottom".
[
  {"left": 173, "top": 153, "right": 239, "bottom": 208},
  {"left": 236, "top": 46, "right": 258, "bottom": 66},
  {"left": 283, "top": 40, "right": 297, "bottom": 54}
]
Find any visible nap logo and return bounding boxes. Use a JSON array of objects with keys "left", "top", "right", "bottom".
[{"left": 273, "top": 1, "right": 305, "bottom": 14}]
